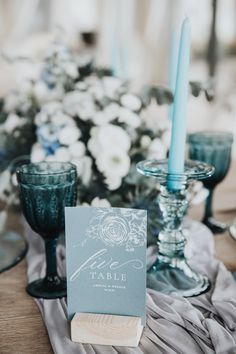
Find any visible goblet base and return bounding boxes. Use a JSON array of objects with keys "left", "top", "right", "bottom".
[
  {"left": 147, "top": 258, "right": 211, "bottom": 297},
  {"left": 203, "top": 217, "right": 227, "bottom": 234},
  {"left": 27, "top": 276, "right": 67, "bottom": 299},
  {"left": 0, "top": 231, "right": 28, "bottom": 273}
]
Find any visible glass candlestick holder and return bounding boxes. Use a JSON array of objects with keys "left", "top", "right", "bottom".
[{"left": 137, "top": 159, "right": 214, "bottom": 297}]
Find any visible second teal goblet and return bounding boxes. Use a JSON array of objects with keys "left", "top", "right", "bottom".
[
  {"left": 188, "top": 132, "right": 233, "bottom": 234},
  {"left": 16, "top": 162, "right": 77, "bottom": 299}
]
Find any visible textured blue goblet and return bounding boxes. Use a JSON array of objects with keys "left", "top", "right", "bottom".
[
  {"left": 16, "top": 162, "right": 77, "bottom": 299},
  {"left": 188, "top": 132, "right": 233, "bottom": 233}
]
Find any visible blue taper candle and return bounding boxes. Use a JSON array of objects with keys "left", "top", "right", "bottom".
[
  {"left": 168, "top": 18, "right": 191, "bottom": 190},
  {"left": 168, "top": 31, "right": 179, "bottom": 120}
]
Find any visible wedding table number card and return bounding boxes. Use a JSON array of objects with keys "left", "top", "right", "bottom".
[{"left": 65, "top": 206, "right": 147, "bottom": 325}]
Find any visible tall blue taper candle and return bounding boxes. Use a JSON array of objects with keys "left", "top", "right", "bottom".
[
  {"left": 168, "top": 18, "right": 191, "bottom": 190},
  {"left": 168, "top": 31, "right": 179, "bottom": 120}
]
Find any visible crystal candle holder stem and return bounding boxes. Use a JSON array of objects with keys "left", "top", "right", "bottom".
[{"left": 137, "top": 159, "right": 214, "bottom": 297}]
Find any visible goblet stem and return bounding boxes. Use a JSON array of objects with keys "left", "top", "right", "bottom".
[
  {"left": 45, "top": 238, "right": 58, "bottom": 281},
  {"left": 203, "top": 188, "right": 227, "bottom": 234},
  {"left": 204, "top": 188, "right": 214, "bottom": 221}
]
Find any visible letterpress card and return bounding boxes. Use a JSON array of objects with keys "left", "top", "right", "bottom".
[{"left": 65, "top": 206, "right": 147, "bottom": 324}]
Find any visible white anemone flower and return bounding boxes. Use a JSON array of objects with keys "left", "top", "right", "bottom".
[
  {"left": 148, "top": 138, "right": 167, "bottom": 159},
  {"left": 58, "top": 126, "right": 81, "bottom": 145},
  {"left": 120, "top": 94, "right": 142, "bottom": 111},
  {"left": 118, "top": 107, "right": 141, "bottom": 128},
  {"left": 96, "top": 147, "right": 130, "bottom": 178}
]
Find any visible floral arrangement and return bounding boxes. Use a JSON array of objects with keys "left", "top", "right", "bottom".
[
  {"left": 0, "top": 42, "right": 172, "bottom": 216},
  {"left": 0, "top": 41, "right": 213, "bottom": 240}
]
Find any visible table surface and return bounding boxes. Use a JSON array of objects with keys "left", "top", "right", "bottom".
[{"left": 1, "top": 165, "right": 236, "bottom": 354}]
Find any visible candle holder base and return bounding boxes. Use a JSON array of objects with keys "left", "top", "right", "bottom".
[
  {"left": 137, "top": 159, "right": 214, "bottom": 297},
  {"left": 147, "top": 257, "right": 210, "bottom": 297}
]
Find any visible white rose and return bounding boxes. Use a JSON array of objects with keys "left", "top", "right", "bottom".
[
  {"left": 58, "top": 126, "right": 81, "bottom": 145},
  {"left": 91, "top": 197, "right": 111, "bottom": 207},
  {"left": 69, "top": 141, "right": 85, "bottom": 158},
  {"left": 118, "top": 107, "right": 141, "bottom": 128},
  {"left": 148, "top": 138, "right": 167, "bottom": 159},
  {"left": 120, "top": 94, "right": 142, "bottom": 111},
  {"left": 87, "top": 136, "right": 100, "bottom": 158},
  {"left": 96, "top": 147, "right": 130, "bottom": 178}
]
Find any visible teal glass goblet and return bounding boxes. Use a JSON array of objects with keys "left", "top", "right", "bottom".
[
  {"left": 16, "top": 162, "right": 77, "bottom": 299},
  {"left": 188, "top": 132, "right": 233, "bottom": 233}
]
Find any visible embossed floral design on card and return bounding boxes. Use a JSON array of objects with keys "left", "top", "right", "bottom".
[{"left": 65, "top": 207, "right": 147, "bottom": 324}]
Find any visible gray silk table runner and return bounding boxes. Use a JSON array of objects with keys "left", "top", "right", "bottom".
[{"left": 25, "top": 219, "right": 236, "bottom": 354}]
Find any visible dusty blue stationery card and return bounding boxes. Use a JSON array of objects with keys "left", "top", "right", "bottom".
[{"left": 65, "top": 206, "right": 147, "bottom": 324}]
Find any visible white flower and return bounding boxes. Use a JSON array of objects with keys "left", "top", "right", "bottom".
[
  {"left": 96, "top": 147, "right": 130, "bottom": 178},
  {"left": 58, "top": 126, "right": 81, "bottom": 145},
  {"left": 4, "top": 114, "right": 26, "bottom": 133},
  {"left": 61, "top": 62, "right": 78, "bottom": 79},
  {"left": 31, "top": 143, "right": 46, "bottom": 162},
  {"left": 161, "top": 130, "right": 171, "bottom": 149},
  {"left": 63, "top": 91, "right": 95, "bottom": 120},
  {"left": 104, "top": 103, "right": 120, "bottom": 120},
  {"left": 140, "top": 135, "right": 152, "bottom": 149},
  {"left": 45, "top": 155, "right": 57, "bottom": 162},
  {"left": 51, "top": 112, "right": 75, "bottom": 127},
  {"left": 148, "top": 138, "right": 167, "bottom": 159},
  {"left": 118, "top": 107, "right": 141, "bottom": 128},
  {"left": 105, "top": 176, "right": 122, "bottom": 191},
  {"left": 33, "top": 81, "right": 50, "bottom": 103},
  {"left": 91, "top": 197, "right": 111, "bottom": 207},
  {"left": 72, "top": 156, "right": 92, "bottom": 185},
  {"left": 120, "top": 94, "right": 142, "bottom": 111},
  {"left": 88, "top": 124, "right": 131, "bottom": 158},
  {"left": 41, "top": 101, "right": 62, "bottom": 116},
  {"left": 75, "top": 82, "right": 87, "bottom": 91},
  {"left": 69, "top": 141, "right": 85, "bottom": 158},
  {"left": 102, "top": 76, "right": 122, "bottom": 98},
  {"left": 54, "top": 147, "right": 71, "bottom": 161},
  {"left": 4, "top": 93, "right": 19, "bottom": 112},
  {"left": 93, "top": 111, "right": 111, "bottom": 126}
]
